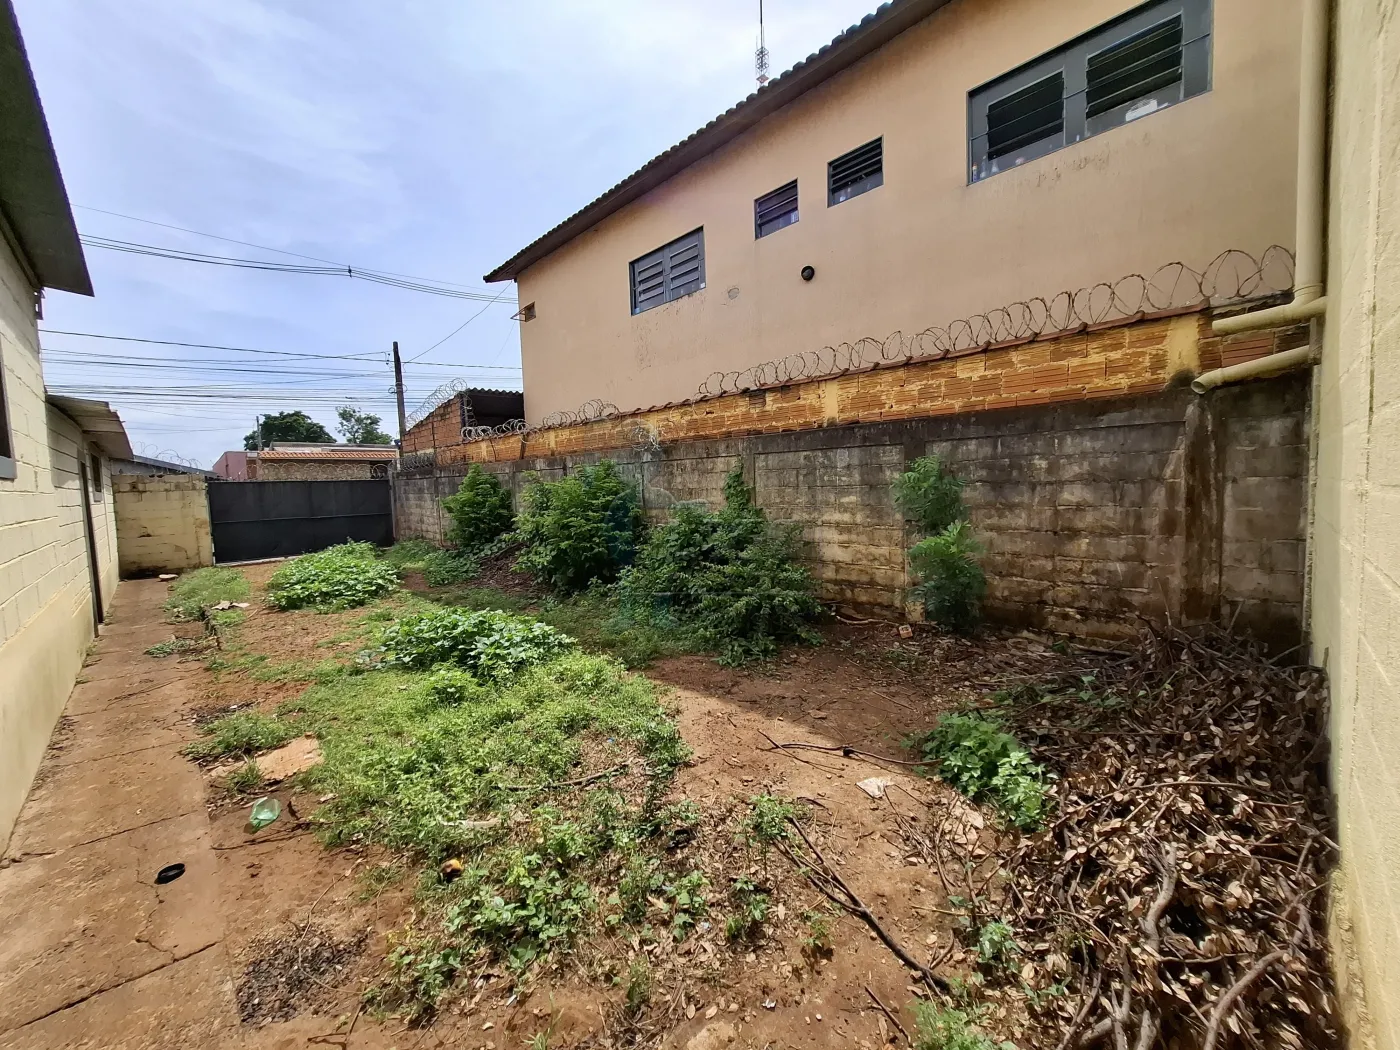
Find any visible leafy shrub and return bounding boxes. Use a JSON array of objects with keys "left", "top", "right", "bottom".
[
  {"left": 165, "top": 567, "right": 249, "bottom": 622},
  {"left": 742, "top": 793, "right": 797, "bottom": 847},
  {"left": 378, "top": 608, "right": 575, "bottom": 680},
  {"left": 266, "top": 542, "right": 399, "bottom": 611},
  {"left": 442, "top": 465, "right": 515, "bottom": 552},
  {"left": 423, "top": 664, "right": 486, "bottom": 705},
  {"left": 912, "top": 713, "right": 1050, "bottom": 829},
  {"left": 908, "top": 522, "right": 986, "bottom": 632},
  {"left": 515, "top": 462, "right": 642, "bottom": 593},
  {"left": 618, "top": 466, "right": 820, "bottom": 664},
  {"left": 382, "top": 539, "right": 437, "bottom": 569},
  {"left": 894, "top": 455, "right": 967, "bottom": 534},
  {"left": 912, "top": 1002, "right": 1012, "bottom": 1050},
  {"left": 185, "top": 711, "right": 297, "bottom": 760},
  {"left": 724, "top": 874, "right": 771, "bottom": 942},
  {"left": 383, "top": 541, "right": 478, "bottom": 587},
  {"left": 974, "top": 920, "right": 1020, "bottom": 970}
]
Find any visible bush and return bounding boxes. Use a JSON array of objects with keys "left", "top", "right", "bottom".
[
  {"left": 383, "top": 541, "right": 479, "bottom": 587},
  {"left": 423, "top": 664, "right": 486, "bottom": 705},
  {"left": 378, "top": 608, "right": 575, "bottom": 680},
  {"left": 442, "top": 466, "right": 514, "bottom": 552},
  {"left": 618, "top": 467, "right": 820, "bottom": 664},
  {"left": 912, "top": 713, "right": 1050, "bottom": 829},
  {"left": 894, "top": 455, "right": 967, "bottom": 533},
  {"left": 266, "top": 542, "right": 399, "bottom": 611},
  {"left": 515, "top": 462, "right": 642, "bottom": 593},
  {"left": 912, "top": 1002, "right": 1010, "bottom": 1050},
  {"left": 908, "top": 522, "right": 986, "bottom": 632},
  {"left": 165, "top": 567, "right": 249, "bottom": 622}
]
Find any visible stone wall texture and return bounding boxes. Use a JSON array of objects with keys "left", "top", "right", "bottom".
[
  {"left": 396, "top": 370, "right": 1310, "bottom": 650},
  {"left": 256, "top": 459, "right": 392, "bottom": 482},
  {"left": 114, "top": 474, "right": 214, "bottom": 577}
]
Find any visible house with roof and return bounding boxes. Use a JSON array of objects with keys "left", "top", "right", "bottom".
[
  {"left": 0, "top": 0, "right": 130, "bottom": 845},
  {"left": 250, "top": 442, "right": 398, "bottom": 482},
  {"left": 486, "top": 0, "right": 1301, "bottom": 425}
]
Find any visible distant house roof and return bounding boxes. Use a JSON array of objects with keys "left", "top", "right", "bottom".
[
  {"left": 483, "top": 0, "right": 952, "bottom": 283},
  {"left": 0, "top": 0, "right": 91, "bottom": 295},
  {"left": 112, "top": 454, "right": 217, "bottom": 478},
  {"left": 259, "top": 444, "right": 398, "bottom": 462}
]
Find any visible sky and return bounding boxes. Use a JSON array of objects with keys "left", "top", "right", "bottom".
[{"left": 14, "top": 0, "right": 882, "bottom": 467}]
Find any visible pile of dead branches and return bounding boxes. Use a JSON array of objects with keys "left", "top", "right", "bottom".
[{"left": 949, "top": 627, "right": 1338, "bottom": 1049}]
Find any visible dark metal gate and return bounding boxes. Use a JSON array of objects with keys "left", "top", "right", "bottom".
[{"left": 207, "top": 480, "right": 393, "bottom": 563}]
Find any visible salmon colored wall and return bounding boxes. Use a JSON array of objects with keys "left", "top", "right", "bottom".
[{"left": 513, "top": 0, "right": 1302, "bottom": 425}]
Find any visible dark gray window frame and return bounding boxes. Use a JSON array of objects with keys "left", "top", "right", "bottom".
[
  {"left": 630, "top": 228, "right": 706, "bottom": 315},
  {"left": 828, "top": 138, "right": 884, "bottom": 206},
  {"left": 968, "top": 0, "right": 1212, "bottom": 184},
  {"left": 0, "top": 338, "right": 15, "bottom": 481},
  {"left": 755, "top": 180, "right": 799, "bottom": 238}
]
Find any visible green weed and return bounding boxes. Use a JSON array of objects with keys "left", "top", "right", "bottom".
[
  {"left": 894, "top": 455, "right": 968, "bottom": 534},
  {"left": 165, "top": 567, "right": 249, "bottom": 622},
  {"left": 908, "top": 523, "right": 986, "bottom": 633},
  {"left": 742, "top": 794, "right": 797, "bottom": 847},
  {"left": 912, "top": 1002, "right": 1012, "bottom": 1050},
  {"left": 384, "top": 540, "right": 479, "bottom": 587},
  {"left": 184, "top": 711, "right": 298, "bottom": 761},
  {"left": 723, "top": 874, "right": 770, "bottom": 942},
  {"left": 801, "top": 908, "right": 834, "bottom": 956},
  {"left": 442, "top": 465, "right": 515, "bottom": 552},
  {"left": 145, "top": 637, "right": 202, "bottom": 658},
  {"left": 266, "top": 542, "right": 399, "bottom": 611},
  {"left": 227, "top": 760, "right": 264, "bottom": 795},
  {"left": 911, "top": 713, "right": 1051, "bottom": 830},
  {"left": 974, "top": 920, "right": 1020, "bottom": 971},
  {"left": 515, "top": 462, "right": 642, "bottom": 593},
  {"left": 617, "top": 466, "right": 821, "bottom": 665},
  {"left": 376, "top": 608, "right": 574, "bottom": 680}
]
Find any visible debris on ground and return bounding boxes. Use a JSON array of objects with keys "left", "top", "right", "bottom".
[
  {"left": 249, "top": 797, "right": 281, "bottom": 830},
  {"left": 895, "top": 626, "right": 1338, "bottom": 1049},
  {"left": 210, "top": 737, "right": 322, "bottom": 785},
  {"left": 235, "top": 924, "right": 367, "bottom": 1024}
]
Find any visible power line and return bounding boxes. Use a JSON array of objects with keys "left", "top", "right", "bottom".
[
  {"left": 38, "top": 329, "right": 522, "bottom": 369},
  {"left": 410, "top": 288, "right": 512, "bottom": 361},
  {"left": 74, "top": 203, "right": 496, "bottom": 292},
  {"left": 80, "top": 235, "right": 515, "bottom": 302}
]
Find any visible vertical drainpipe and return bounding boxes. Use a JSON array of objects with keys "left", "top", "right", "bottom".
[{"left": 1193, "top": 0, "right": 1330, "bottom": 390}]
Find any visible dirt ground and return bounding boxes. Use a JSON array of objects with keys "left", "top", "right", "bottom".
[{"left": 0, "top": 565, "right": 1086, "bottom": 1050}]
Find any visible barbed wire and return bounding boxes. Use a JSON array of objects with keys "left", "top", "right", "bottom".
[
  {"left": 134, "top": 441, "right": 205, "bottom": 469},
  {"left": 697, "top": 247, "right": 1296, "bottom": 397},
  {"left": 540, "top": 400, "right": 621, "bottom": 429},
  {"left": 406, "top": 379, "right": 473, "bottom": 430},
  {"left": 461, "top": 419, "right": 530, "bottom": 441}
]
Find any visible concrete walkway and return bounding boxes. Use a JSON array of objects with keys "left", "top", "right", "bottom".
[{"left": 0, "top": 580, "right": 243, "bottom": 1050}]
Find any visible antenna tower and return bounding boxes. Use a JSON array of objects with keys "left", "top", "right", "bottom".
[{"left": 755, "top": 0, "right": 770, "bottom": 87}]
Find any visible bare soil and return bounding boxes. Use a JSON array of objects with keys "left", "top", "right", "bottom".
[{"left": 180, "top": 562, "right": 1101, "bottom": 1049}]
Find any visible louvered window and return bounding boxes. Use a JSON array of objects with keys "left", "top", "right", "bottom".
[
  {"left": 969, "top": 0, "right": 1210, "bottom": 183},
  {"left": 630, "top": 229, "right": 705, "bottom": 315},
  {"left": 755, "top": 180, "right": 799, "bottom": 238},
  {"left": 828, "top": 138, "right": 883, "bottom": 206}
]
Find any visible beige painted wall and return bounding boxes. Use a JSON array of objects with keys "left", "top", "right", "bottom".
[
  {"left": 514, "top": 0, "right": 1303, "bottom": 424},
  {"left": 114, "top": 474, "right": 213, "bottom": 577},
  {"left": 1311, "top": 0, "right": 1400, "bottom": 1044},
  {"left": 0, "top": 233, "right": 117, "bottom": 851}
]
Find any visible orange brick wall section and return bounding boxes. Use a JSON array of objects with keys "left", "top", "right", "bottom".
[{"left": 409, "top": 311, "right": 1304, "bottom": 467}]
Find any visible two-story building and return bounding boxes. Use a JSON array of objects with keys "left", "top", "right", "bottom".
[{"left": 487, "top": 0, "right": 1302, "bottom": 424}]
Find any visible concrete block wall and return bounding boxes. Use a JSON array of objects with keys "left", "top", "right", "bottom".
[
  {"left": 0, "top": 234, "right": 119, "bottom": 851},
  {"left": 113, "top": 474, "right": 214, "bottom": 577},
  {"left": 396, "top": 376, "right": 1310, "bottom": 650},
  {"left": 1311, "top": 0, "right": 1400, "bottom": 1044}
]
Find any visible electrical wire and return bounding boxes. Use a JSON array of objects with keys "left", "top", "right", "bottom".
[
  {"left": 80, "top": 235, "right": 514, "bottom": 302},
  {"left": 409, "top": 287, "right": 512, "bottom": 361}
]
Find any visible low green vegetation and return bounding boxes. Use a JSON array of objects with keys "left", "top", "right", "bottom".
[
  {"left": 184, "top": 710, "right": 298, "bottom": 761},
  {"left": 618, "top": 466, "right": 821, "bottom": 665},
  {"left": 383, "top": 540, "right": 478, "bottom": 587},
  {"left": 145, "top": 637, "right": 202, "bottom": 658},
  {"left": 912, "top": 1002, "right": 1013, "bottom": 1050},
  {"left": 911, "top": 712, "right": 1051, "bottom": 830},
  {"left": 164, "top": 566, "right": 249, "bottom": 622},
  {"left": 227, "top": 759, "right": 265, "bottom": 795},
  {"left": 266, "top": 542, "right": 400, "bottom": 611},
  {"left": 442, "top": 465, "right": 515, "bottom": 552},
  {"left": 376, "top": 608, "right": 575, "bottom": 680},
  {"left": 514, "top": 461, "right": 642, "bottom": 593},
  {"left": 894, "top": 456, "right": 985, "bottom": 632}
]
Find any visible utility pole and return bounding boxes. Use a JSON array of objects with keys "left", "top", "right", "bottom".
[
  {"left": 255, "top": 414, "right": 263, "bottom": 451},
  {"left": 392, "top": 341, "right": 408, "bottom": 445}
]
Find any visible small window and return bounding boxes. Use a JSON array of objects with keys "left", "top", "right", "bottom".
[
  {"left": 514, "top": 302, "right": 537, "bottom": 322},
  {"left": 755, "top": 180, "right": 799, "bottom": 238},
  {"left": 828, "top": 138, "right": 883, "bottom": 205},
  {"left": 0, "top": 338, "right": 14, "bottom": 481},
  {"left": 969, "top": 0, "right": 1210, "bottom": 183},
  {"left": 89, "top": 452, "right": 103, "bottom": 497},
  {"left": 630, "top": 229, "right": 705, "bottom": 315}
]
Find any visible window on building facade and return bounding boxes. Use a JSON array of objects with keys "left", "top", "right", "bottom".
[
  {"left": 969, "top": 0, "right": 1211, "bottom": 183},
  {"left": 89, "top": 452, "right": 103, "bottom": 497},
  {"left": 828, "top": 138, "right": 883, "bottom": 205},
  {"left": 0, "top": 340, "right": 15, "bottom": 481},
  {"left": 630, "top": 229, "right": 705, "bottom": 314},
  {"left": 755, "top": 180, "right": 799, "bottom": 238}
]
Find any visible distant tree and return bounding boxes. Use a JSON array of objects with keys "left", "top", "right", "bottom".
[
  {"left": 335, "top": 406, "right": 393, "bottom": 445},
  {"left": 244, "top": 411, "right": 333, "bottom": 450}
]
